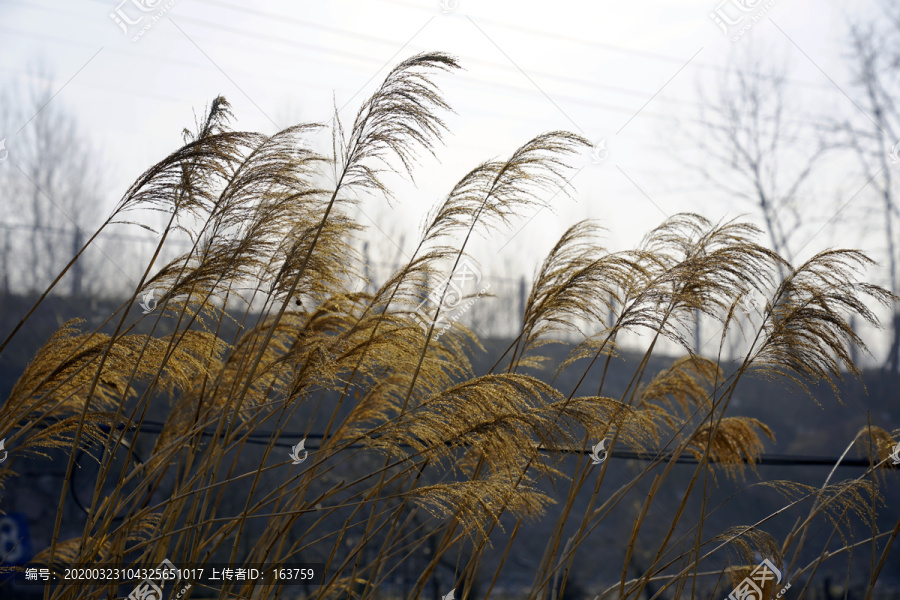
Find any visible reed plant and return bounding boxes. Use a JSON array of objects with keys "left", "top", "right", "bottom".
[{"left": 0, "top": 52, "right": 898, "bottom": 600}]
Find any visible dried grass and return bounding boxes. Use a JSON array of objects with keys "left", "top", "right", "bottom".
[{"left": 0, "top": 51, "right": 897, "bottom": 600}]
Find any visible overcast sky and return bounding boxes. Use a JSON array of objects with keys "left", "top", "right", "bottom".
[{"left": 0, "top": 0, "right": 892, "bottom": 354}]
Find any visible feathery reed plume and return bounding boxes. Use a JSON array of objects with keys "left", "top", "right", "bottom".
[
  {"left": 514, "top": 221, "right": 632, "bottom": 363},
  {"left": 749, "top": 249, "right": 896, "bottom": 401},
  {"left": 420, "top": 132, "right": 589, "bottom": 244},
  {"left": 337, "top": 52, "right": 460, "bottom": 197},
  {"left": 855, "top": 425, "right": 900, "bottom": 469},
  {"left": 411, "top": 469, "right": 553, "bottom": 539},
  {"left": 636, "top": 355, "right": 721, "bottom": 433},
  {"left": 716, "top": 526, "right": 783, "bottom": 579},
  {"left": 766, "top": 478, "right": 883, "bottom": 552},
  {"left": 0, "top": 51, "right": 895, "bottom": 600},
  {"left": 32, "top": 512, "right": 162, "bottom": 566},
  {"left": 687, "top": 416, "right": 774, "bottom": 480}
]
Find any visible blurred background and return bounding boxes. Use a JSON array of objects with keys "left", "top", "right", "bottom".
[
  {"left": 1, "top": 1, "right": 900, "bottom": 596},
  {"left": 2, "top": 0, "right": 898, "bottom": 362}
]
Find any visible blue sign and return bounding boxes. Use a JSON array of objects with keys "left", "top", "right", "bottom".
[{"left": 0, "top": 513, "right": 32, "bottom": 566}]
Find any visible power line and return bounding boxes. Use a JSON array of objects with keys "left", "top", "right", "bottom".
[
  {"left": 136, "top": 12, "right": 709, "bottom": 118},
  {"left": 198, "top": 0, "right": 843, "bottom": 95},
  {"left": 56, "top": 419, "right": 886, "bottom": 519},
  {"left": 0, "top": 27, "right": 675, "bottom": 131},
  {"left": 151, "top": 3, "right": 844, "bottom": 134},
  {"left": 2, "top": 0, "right": 844, "bottom": 138},
  {"left": 0, "top": 25, "right": 830, "bottom": 148},
  {"left": 187, "top": 0, "right": 704, "bottom": 109},
  {"left": 85, "top": 420, "right": 890, "bottom": 468},
  {"left": 372, "top": 0, "right": 844, "bottom": 94}
]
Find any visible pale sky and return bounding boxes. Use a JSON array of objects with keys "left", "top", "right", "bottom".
[{"left": 0, "top": 0, "right": 892, "bottom": 356}]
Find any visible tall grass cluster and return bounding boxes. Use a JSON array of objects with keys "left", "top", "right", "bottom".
[{"left": 0, "top": 52, "right": 899, "bottom": 599}]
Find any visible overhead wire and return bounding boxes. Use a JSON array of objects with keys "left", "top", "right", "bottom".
[{"left": 1, "top": 0, "right": 844, "bottom": 139}]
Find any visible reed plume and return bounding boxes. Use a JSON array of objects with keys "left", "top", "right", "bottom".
[{"left": 0, "top": 51, "right": 896, "bottom": 600}]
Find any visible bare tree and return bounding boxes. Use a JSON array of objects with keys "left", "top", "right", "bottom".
[
  {"left": 684, "top": 55, "right": 829, "bottom": 271},
  {"left": 675, "top": 54, "right": 831, "bottom": 359},
  {"left": 837, "top": 9, "right": 900, "bottom": 373},
  {"left": 0, "top": 63, "right": 105, "bottom": 296}
]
